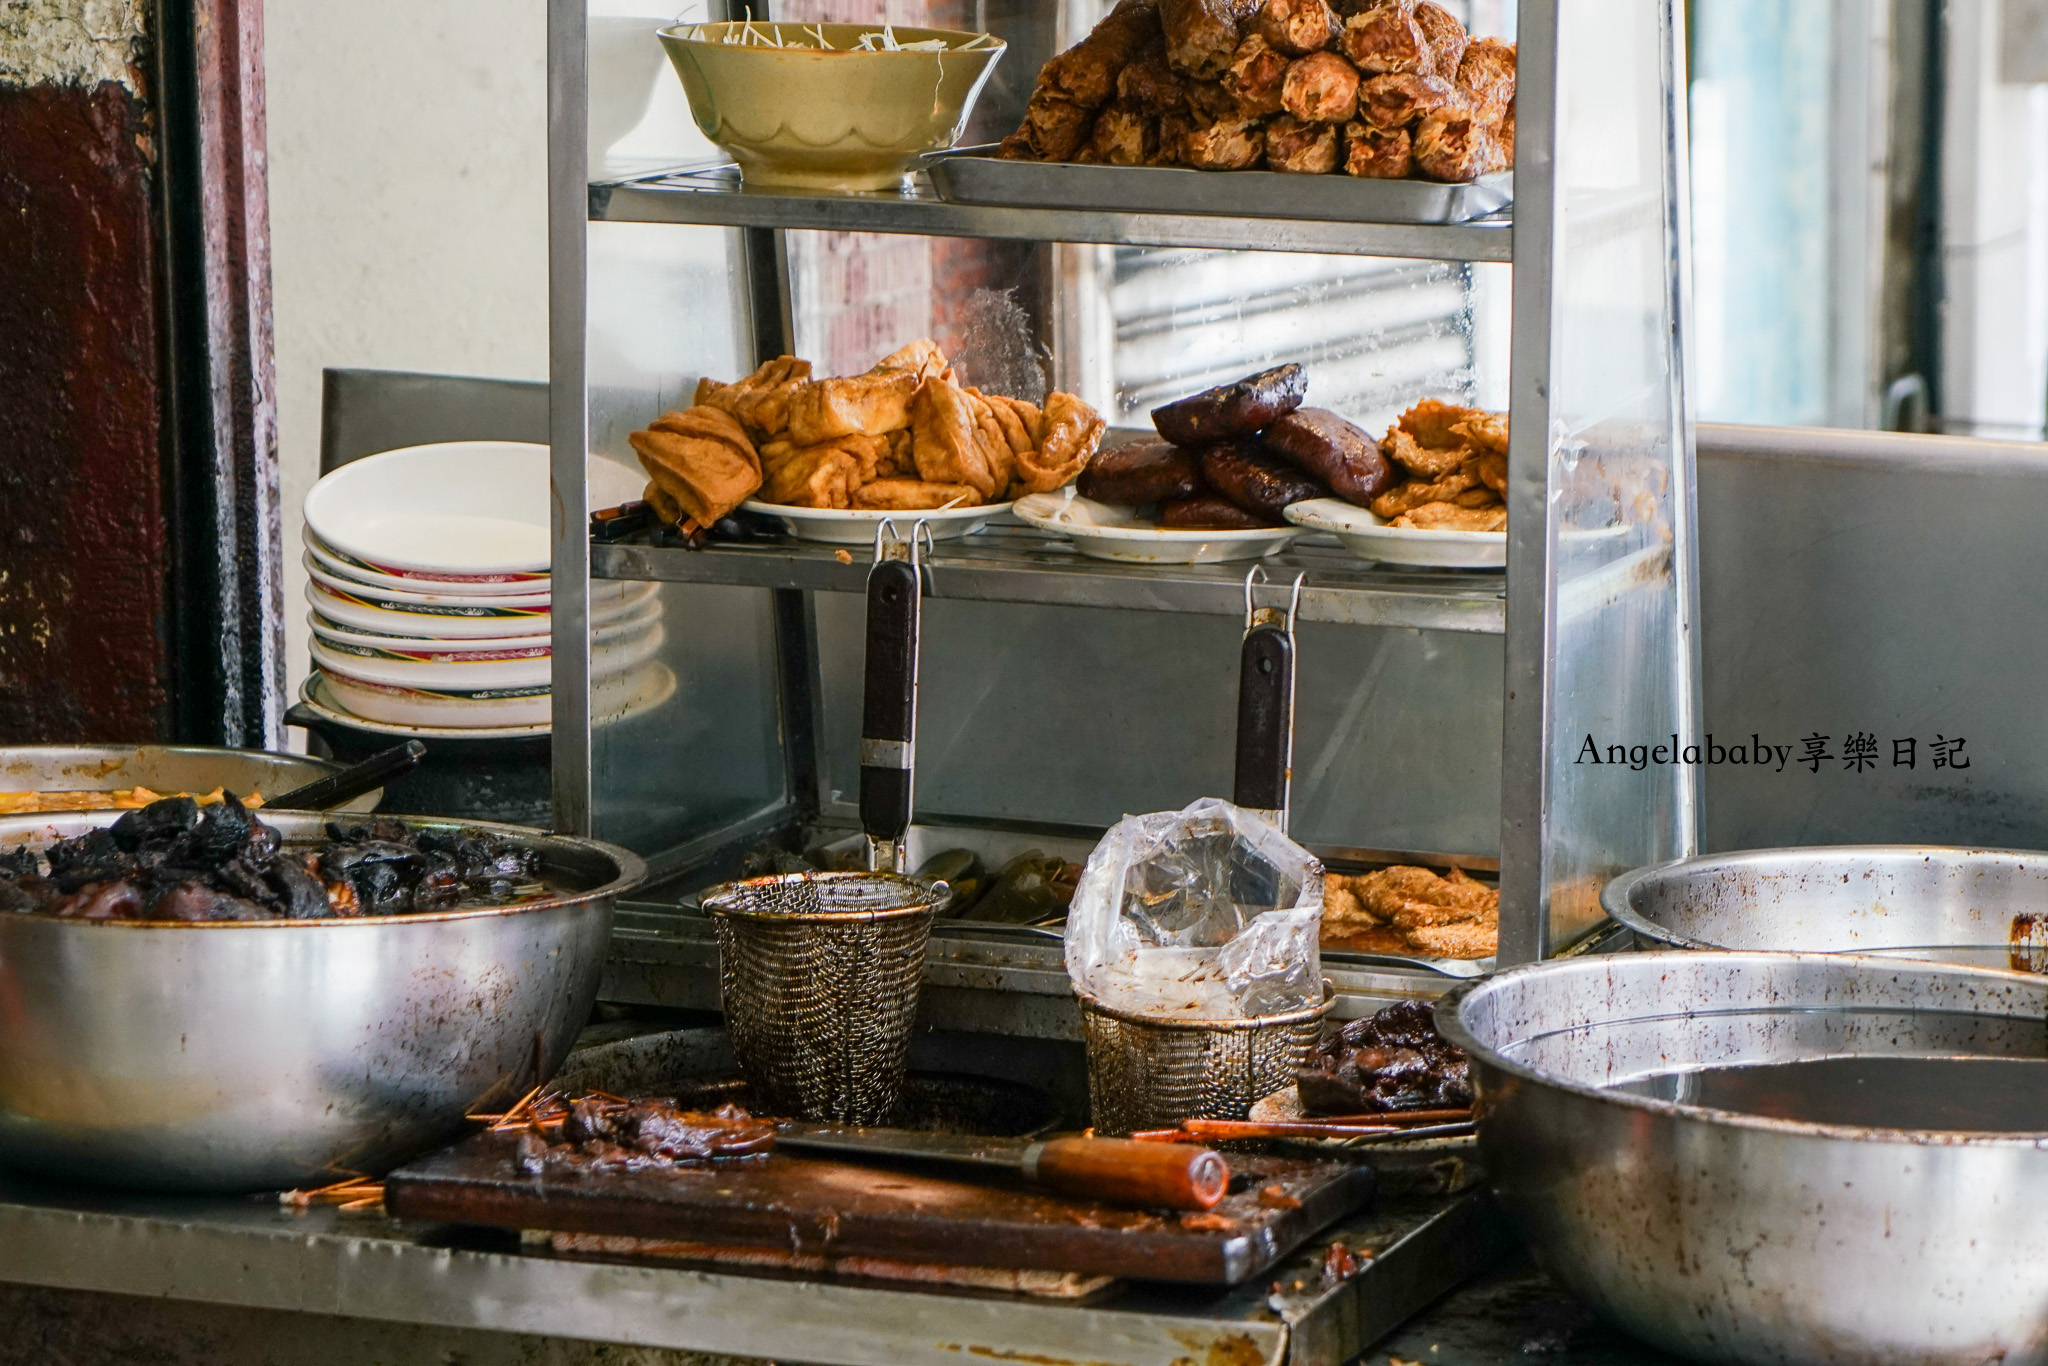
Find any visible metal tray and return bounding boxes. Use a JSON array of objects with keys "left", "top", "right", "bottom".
[{"left": 928, "top": 148, "right": 1512, "bottom": 225}]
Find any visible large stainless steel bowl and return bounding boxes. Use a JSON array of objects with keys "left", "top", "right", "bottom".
[
  {"left": 0, "top": 744, "right": 381, "bottom": 813},
  {"left": 1605, "top": 845, "right": 2048, "bottom": 970},
  {"left": 1440, "top": 951, "right": 2048, "bottom": 1365},
  {"left": 0, "top": 811, "right": 643, "bottom": 1192}
]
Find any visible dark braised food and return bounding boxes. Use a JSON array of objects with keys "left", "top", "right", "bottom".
[
  {"left": 1262, "top": 407, "right": 1396, "bottom": 504},
  {"left": 1157, "top": 493, "right": 1280, "bottom": 529},
  {"left": 1295, "top": 999, "right": 1473, "bottom": 1115},
  {"left": 514, "top": 1096, "right": 777, "bottom": 1175},
  {"left": 1151, "top": 363, "right": 1307, "bottom": 446},
  {"left": 0, "top": 796, "right": 545, "bottom": 922},
  {"left": 1077, "top": 439, "right": 1207, "bottom": 505},
  {"left": 1200, "top": 441, "right": 1328, "bottom": 519}
]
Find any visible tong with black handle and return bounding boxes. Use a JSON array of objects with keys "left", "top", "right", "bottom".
[
  {"left": 1233, "top": 567, "right": 1305, "bottom": 832},
  {"left": 859, "top": 521, "right": 933, "bottom": 873}
]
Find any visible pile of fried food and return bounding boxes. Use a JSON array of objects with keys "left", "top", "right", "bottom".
[
  {"left": 1322, "top": 863, "right": 1499, "bottom": 958},
  {"left": 629, "top": 341, "right": 1106, "bottom": 529},
  {"left": 0, "top": 786, "right": 264, "bottom": 815},
  {"left": 0, "top": 796, "right": 545, "bottom": 922},
  {"left": 1295, "top": 998, "right": 1474, "bottom": 1114},
  {"left": 1002, "top": 0, "right": 1513, "bottom": 182},
  {"left": 507, "top": 1092, "right": 777, "bottom": 1175},
  {"left": 1076, "top": 363, "right": 1507, "bottom": 532}
]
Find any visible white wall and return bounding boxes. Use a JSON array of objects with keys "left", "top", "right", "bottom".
[{"left": 263, "top": 0, "right": 552, "bottom": 727}]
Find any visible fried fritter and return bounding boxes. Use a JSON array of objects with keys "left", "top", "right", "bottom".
[
  {"left": 1322, "top": 866, "right": 1501, "bottom": 959},
  {"left": 1343, "top": 120, "right": 1412, "bottom": 177},
  {"left": 1010, "top": 392, "right": 1107, "bottom": 497},
  {"left": 758, "top": 435, "right": 888, "bottom": 510},
  {"left": 1339, "top": 3, "right": 1429, "bottom": 75},
  {"left": 1403, "top": 913, "right": 1498, "bottom": 959},
  {"left": 1256, "top": 0, "right": 1341, "bottom": 56},
  {"left": 1183, "top": 115, "right": 1266, "bottom": 168},
  {"left": 1413, "top": 105, "right": 1495, "bottom": 182},
  {"left": 784, "top": 370, "right": 920, "bottom": 446},
  {"left": 869, "top": 339, "right": 952, "bottom": 383},
  {"left": 1450, "top": 409, "right": 1508, "bottom": 456},
  {"left": 1381, "top": 423, "right": 1468, "bottom": 478},
  {"left": 1162, "top": 0, "right": 1260, "bottom": 79},
  {"left": 1398, "top": 397, "right": 1481, "bottom": 450},
  {"left": 694, "top": 356, "right": 811, "bottom": 441},
  {"left": 1041, "top": 0, "right": 1164, "bottom": 107},
  {"left": 850, "top": 479, "right": 982, "bottom": 511},
  {"left": 1391, "top": 500, "right": 1507, "bottom": 531},
  {"left": 1222, "top": 32, "right": 1290, "bottom": 116},
  {"left": 629, "top": 405, "right": 762, "bottom": 526},
  {"left": 1266, "top": 113, "right": 1341, "bottom": 173},
  {"left": 1084, "top": 100, "right": 1159, "bottom": 164},
  {"left": 1456, "top": 36, "right": 1516, "bottom": 115},
  {"left": 1466, "top": 451, "right": 1507, "bottom": 495},
  {"left": 910, "top": 379, "right": 1003, "bottom": 501},
  {"left": 1412, "top": 1, "right": 1467, "bottom": 82},
  {"left": 1357, "top": 71, "right": 1453, "bottom": 130},
  {"left": 1369, "top": 467, "right": 1478, "bottom": 517},
  {"left": 1282, "top": 50, "right": 1362, "bottom": 123}
]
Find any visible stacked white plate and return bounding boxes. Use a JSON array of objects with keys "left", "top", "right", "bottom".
[{"left": 300, "top": 442, "right": 662, "bottom": 732}]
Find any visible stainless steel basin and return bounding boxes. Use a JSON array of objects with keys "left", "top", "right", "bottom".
[
  {"left": 0, "top": 744, "right": 381, "bottom": 813},
  {"left": 0, "top": 811, "right": 643, "bottom": 1192},
  {"left": 1440, "top": 951, "right": 2048, "bottom": 1365},
  {"left": 1604, "top": 845, "right": 2048, "bottom": 970}
]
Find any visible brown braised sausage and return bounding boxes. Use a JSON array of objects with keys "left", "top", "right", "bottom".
[
  {"left": 1077, "top": 439, "right": 1206, "bottom": 505},
  {"left": 1261, "top": 407, "right": 1395, "bottom": 505},
  {"left": 1151, "top": 364, "right": 1308, "bottom": 445},
  {"left": 1157, "top": 494, "right": 1280, "bottom": 529},
  {"left": 1200, "top": 441, "right": 1326, "bottom": 518}
]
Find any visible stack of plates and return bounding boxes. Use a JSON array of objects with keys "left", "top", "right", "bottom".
[{"left": 300, "top": 442, "right": 662, "bottom": 733}]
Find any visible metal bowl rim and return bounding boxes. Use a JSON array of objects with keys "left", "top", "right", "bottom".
[
  {"left": 1076, "top": 978, "right": 1337, "bottom": 1031},
  {"left": 0, "top": 810, "right": 646, "bottom": 929},
  {"left": 1438, "top": 949, "right": 2048, "bottom": 1148},
  {"left": 656, "top": 21, "right": 1007, "bottom": 53},
  {"left": 1601, "top": 844, "right": 2048, "bottom": 950},
  {"left": 698, "top": 870, "right": 948, "bottom": 923}
]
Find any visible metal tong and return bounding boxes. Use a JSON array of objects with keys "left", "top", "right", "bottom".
[
  {"left": 1233, "top": 567, "right": 1305, "bottom": 830},
  {"left": 858, "top": 521, "right": 933, "bottom": 873}
]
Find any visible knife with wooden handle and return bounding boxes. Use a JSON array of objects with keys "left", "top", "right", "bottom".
[{"left": 774, "top": 1126, "right": 1230, "bottom": 1211}]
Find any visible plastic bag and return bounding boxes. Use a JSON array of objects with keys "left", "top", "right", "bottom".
[{"left": 1065, "top": 797, "right": 1323, "bottom": 1021}]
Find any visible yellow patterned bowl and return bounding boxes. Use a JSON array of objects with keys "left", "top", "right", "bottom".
[{"left": 656, "top": 21, "right": 1005, "bottom": 192}]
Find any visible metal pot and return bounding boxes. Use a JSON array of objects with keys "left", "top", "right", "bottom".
[
  {"left": 0, "top": 811, "right": 643, "bottom": 1192},
  {"left": 1440, "top": 951, "right": 2048, "bottom": 1365},
  {"left": 0, "top": 744, "right": 381, "bottom": 813},
  {"left": 1605, "top": 845, "right": 2048, "bottom": 970}
]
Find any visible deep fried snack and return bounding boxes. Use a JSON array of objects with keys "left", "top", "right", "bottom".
[
  {"left": 1348, "top": 865, "right": 1496, "bottom": 927},
  {"left": 1256, "top": 0, "right": 1341, "bottom": 56},
  {"left": 1119, "top": 44, "right": 1192, "bottom": 112},
  {"left": 1157, "top": 493, "right": 1281, "bottom": 528},
  {"left": 1012, "top": 392, "right": 1108, "bottom": 497},
  {"left": 1015, "top": 94, "right": 1096, "bottom": 161},
  {"left": 1403, "top": 915, "right": 1498, "bottom": 959},
  {"left": 1183, "top": 115, "right": 1265, "bottom": 169},
  {"left": 1343, "top": 120, "right": 1412, "bottom": 177},
  {"left": 1380, "top": 424, "right": 1467, "bottom": 479},
  {"left": 1282, "top": 50, "right": 1361, "bottom": 123},
  {"left": 850, "top": 479, "right": 982, "bottom": 511},
  {"left": 1412, "top": 0, "right": 1467, "bottom": 81},
  {"left": 879, "top": 428, "right": 918, "bottom": 480},
  {"left": 1399, "top": 396, "right": 1480, "bottom": 449},
  {"left": 1450, "top": 409, "right": 1508, "bottom": 456},
  {"left": 870, "top": 339, "right": 952, "bottom": 383},
  {"left": 1152, "top": 363, "right": 1308, "bottom": 444},
  {"left": 1162, "top": 0, "right": 1259, "bottom": 78},
  {"left": 1262, "top": 407, "right": 1395, "bottom": 504},
  {"left": 1466, "top": 450, "right": 1507, "bottom": 495},
  {"left": 629, "top": 405, "right": 762, "bottom": 526},
  {"left": 1357, "top": 71, "right": 1453, "bottom": 129},
  {"left": 1391, "top": 500, "right": 1506, "bottom": 531},
  {"left": 1153, "top": 111, "right": 1196, "bottom": 164},
  {"left": 784, "top": 370, "right": 920, "bottom": 446},
  {"left": 1413, "top": 105, "right": 1495, "bottom": 182},
  {"left": 1264, "top": 113, "right": 1341, "bottom": 172},
  {"left": 1456, "top": 36, "right": 1515, "bottom": 115},
  {"left": 1450, "top": 483, "right": 1502, "bottom": 508},
  {"left": 1042, "top": 0, "right": 1164, "bottom": 107},
  {"left": 910, "top": 379, "right": 1003, "bottom": 501},
  {"left": 1084, "top": 101, "right": 1159, "bottom": 164},
  {"left": 758, "top": 437, "right": 871, "bottom": 510},
  {"left": 1340, "top": 3, "right": 1429, "bottom": 75},
  {"left": 694, "top": 355, "right": 811, "bottom": 441},
  {"left": 1222, "top": 32, "right": 1290, "bottom": 116},
  {"left": 1369, "top": 468, "right": 1479, "bottom": 518},
  {"left": 1078, "top": 439, "right": 1206, "bottom": 505},
  {"left": 977, "top": 391, "right": 1044, "bottom": 458},
  {"left": 1493, "top": 97, "right": 1515, "bottom": 168}
]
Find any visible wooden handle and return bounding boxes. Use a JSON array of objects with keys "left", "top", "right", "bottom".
[
  {"left": 1024, "top": 1138, "right": 1228, "bottom": 1211},
  {"left": 859, "top": 557, "right": 920, "bottom": 842},
  {"left": 1232, "top": 621, "right": 1294, "bottom": 819}
]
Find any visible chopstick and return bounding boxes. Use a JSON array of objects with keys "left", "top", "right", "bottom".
[
  {"left": 1128, "top": 1108, "right": 1475, "bottom": 1144},
  {"left": 1286, "top": 1107, "right": 1472, "bottom": 1126}
]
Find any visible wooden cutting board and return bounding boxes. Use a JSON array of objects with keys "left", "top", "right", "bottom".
[{"left": 385, "top": 1132, "right": 1373, "bottom": 1285}]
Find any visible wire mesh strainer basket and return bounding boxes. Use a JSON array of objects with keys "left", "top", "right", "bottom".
[
  {"left": 698, "top": 871, "right": 946, "bottom": 1124},
  {"left": 1078, "top": 981, "right": 1336, "bottom": 1135}
]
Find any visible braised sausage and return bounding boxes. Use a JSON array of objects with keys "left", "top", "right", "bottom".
[
  {"left": 1261, "top": 407, "right": 1395, "bottom": 505},
  {"left": 1151, "top": 363, "right": 1308, "bottom": 445},
  {"left": 1158, "top": 494, "right": 1280, "bottom": 529},
  {"left": 1077, "top": 439, "right": 1206, "bottom": 505},
  {"left": 1200, "top": 441, "right": 1326, "bottom": 518}
]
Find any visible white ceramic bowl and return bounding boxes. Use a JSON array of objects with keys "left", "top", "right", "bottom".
[
  {"left": 303, "top": 445, "right": 645, "bottom": 577},
  {"left": 1283, "top": 498, "right": 1505, "bottom": 568},
  {"left": 306, "top": 532, "right": 548, "bottom": 598},
  {"left": 1012, "top": 492, "right": 1300, "bottom": 564},
  {"left": 739, "top": 498, "right": 1010, "bottom": 545}
]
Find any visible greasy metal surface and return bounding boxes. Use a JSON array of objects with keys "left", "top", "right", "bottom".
[
  {"left": 594, "top": 164, "right": 1514, "bottom": 264},
  {"left": 0, "top": 82, "right": 171, "bottom": 742},
  {"left": 1080, "top": 985, "right": 1335, "bottom": 1135},
  {"left": 668, "top": 1073, "right": 1061, "bottom": 1139},
  {"left": 702, "top": 872, "right": 942, "bottom": 1123},
  {"left": 592, "top": 530, "right": 1508, "bottom": 633},
  {"left": 1605, "top": 845, "right": 2048, "bottom": 968},
  {"left": 0, "top": 744, "right": 379, "bottom": 813},
  {"left": 387, "top": 1132, "right": 1370, "bottom": 1286},
  {"left": 0, "top": 810, "right": 643, "bottom": 1192},
  {"left": 1441, "top": 951, "right": 2048, "bottom": 1365}
]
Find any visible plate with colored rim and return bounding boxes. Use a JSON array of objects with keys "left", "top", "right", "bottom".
[
  {"left": 1012, "top": 492, "right": 1299, "bottom": 564},
  {"left": 307, "top": 532, "right": 550, "bottom": 597},
  {"left": 1282, "top": 498, "right": 1505, "bottom": 569},
  {"left": 304, "top": 555, "right": 554, "bottom": 610}
]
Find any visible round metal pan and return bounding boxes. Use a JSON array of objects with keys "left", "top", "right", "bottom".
[{"left": 0, "top": 744, "right": 381, "bottom": 813}]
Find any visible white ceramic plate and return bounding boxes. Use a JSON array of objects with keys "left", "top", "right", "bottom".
[
  {"left": 295, "top": 677, "right": 551, "bottom": 740},
  {"left": 304, "top": 555, "right": 555, "bottom": 610},
  {"left": 307, "top": 598, "right": 660, "bottom": 657},
  {"left": 306, "top": 581, "right": 655, "bottom": 640},
  {"left": 307, "top": 661, "right": 676, "bottom": 732},
  {"left": 311, "top": 623, "right": 663, "bottom": 692},
  {"left": 740, "top": 498, "right": 1010, "bottom": 545},
  {"left": 318, "top": 667, "right": 554, "bottom": 728},
  {"left": 1283, "top": 498, "right": 1506, "bottom": 569},
  {"left": 304, "top": 445, "right": 644, "bottom": 576},
  {"left": 1012, "top": 492, "right": 1300, "bottom": 564},
  {"left": 306, "top": 532, "right": 549, "bottom": 598}
]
